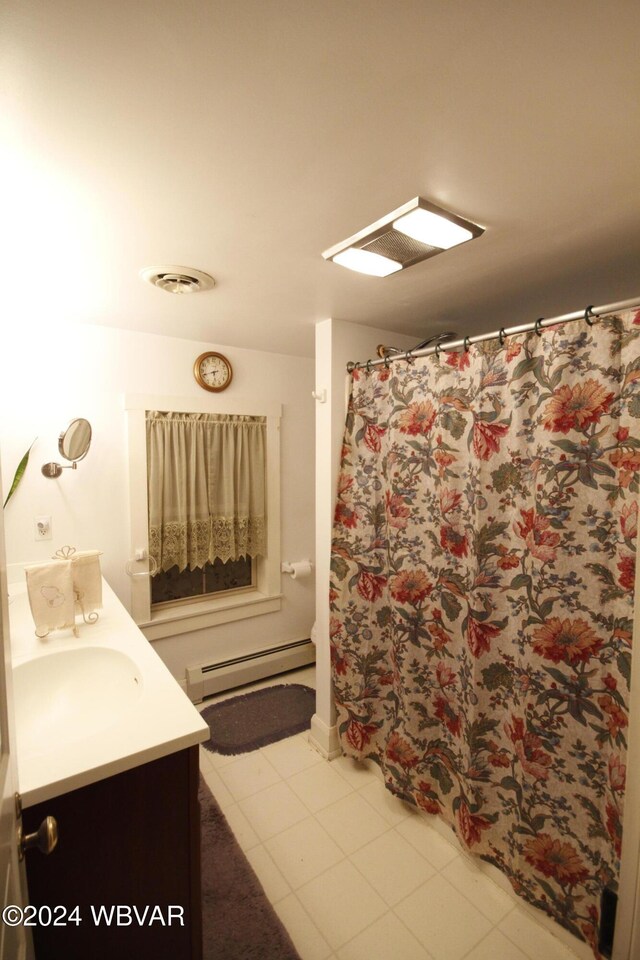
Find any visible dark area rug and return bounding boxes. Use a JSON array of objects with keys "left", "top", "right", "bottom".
[
  {"left": 200, "top": 775, "right": 301, "bottom": 960},
  {"left": 201, "top": 683, "right": 315, "bottom": 755}
]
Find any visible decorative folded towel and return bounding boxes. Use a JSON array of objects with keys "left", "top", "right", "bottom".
[
  {"left": 25, "top": 560, "right": 76, "bottom": 638},
  {"left": 70, "top": 550, "right": 102, "bottom": 614}
]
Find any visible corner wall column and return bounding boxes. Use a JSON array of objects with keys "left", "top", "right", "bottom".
[{"left": 310, "top": 319, "right": 341, "bottom": 758}]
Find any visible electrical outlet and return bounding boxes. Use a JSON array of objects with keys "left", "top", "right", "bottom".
[{"left": 34, "top": 516, "right": 52, "bottom": 540}]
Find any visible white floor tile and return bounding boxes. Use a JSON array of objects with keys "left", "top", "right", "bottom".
[
  {"left": 273, "top": 894, "right": 333, "bottom": 960},
  {"left": 357, "top": 778, "right": 415, "bottom": 826},
  {"left": 289, "top": 761, "right": 354, "bottom": 812},
  {"left": 337, "top": 912, "right": 434, "bottom": 960},
  {"left": 394, "top": 874, "right": 492, "bottom": 960},
  {"left": 261, "top": 732, "right": 324, "bottom": 778},
  {"left": 315, "top": 792, "right": 390, "bottom": 855},
  {"left": 498, "top": 908, "right": 583, "bottom": 960},
  {"left": 395, "top": 815, "right": 459, "bottom": 870},
  {"left": 238, "top": 780, "right": 310, "bottom": 840},
  {"left": 464, "top": 929, "right": 530, "bottom": 960},
  {"left": 331, "top": 754, "right": 378, "bottom": 789},
  {"left": 217, "top": 749, "right": 282, "bottom": 800},
  {"left": 220, "top": 803, "right": 261, "bottom": 851},
  {"left": 200, "top": 764, "right": 235, "bottom": 809},
  {"left": 200, "top": 744, "right": 241, "bottom": 769},
  {"left": 297, "top": 860, "right": 388, "bottom": 950},
  {"left": 244, "top": 844, "right": 291, "bottom": 904},
  {"left": 442, "top": 854, "right": 515, "bottom": 923},
  {"left": 350, "top": 829, "right": 436, "bottom": 906},
  {"left": 265, "top": 816, "right": 345, "bottom": 888}
]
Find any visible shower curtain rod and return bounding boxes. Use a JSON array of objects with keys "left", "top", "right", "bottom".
[{"left": 346, "top": 295, "right": 640, "bottom": 372}]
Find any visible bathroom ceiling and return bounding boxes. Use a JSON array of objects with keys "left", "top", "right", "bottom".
[{"left": 3, "top": 1, "right": 640, "bottom": 358}]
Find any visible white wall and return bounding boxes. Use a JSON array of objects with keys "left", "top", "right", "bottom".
[
  {"left": 0, "top": 322, "right": 315, "bottom": 685},
  {"left": 312, "top": 319, "right": 415, "bottom": 756}
]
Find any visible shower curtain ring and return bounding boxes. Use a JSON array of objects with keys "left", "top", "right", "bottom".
[
  {"left": 435, "top": 343, "right": 441, "bottom": 359},
  {"left": 463, "top": 336, "right": 471, "bottom": 352},
  {"left": 584, "top": 304, "right": 596, "bottom": 326},
  {"left": 534, "top": 317, "right": 544, "bottom": 336},
  {"left": 384, "top": 354, "right": 391, "bottom": 369},
  {"left": 499, "top": 328, "right": 506, "bottom": 345},
  {"left": 366, "top": 359, "right": 373, "bottom": 373},
  {"left": 406, "top": 349, "right": 415, "bottom": 364}
]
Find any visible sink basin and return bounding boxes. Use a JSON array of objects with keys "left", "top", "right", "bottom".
[{"left": 13, "top": 647, "right": 143, "bottom": 756}]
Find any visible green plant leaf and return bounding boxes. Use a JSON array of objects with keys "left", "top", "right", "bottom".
[{"left": 3, "top": 439, "right": 36, "bottom": 508}]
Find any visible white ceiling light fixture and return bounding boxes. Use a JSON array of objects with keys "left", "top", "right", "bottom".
[
  {"left": 322, "top": 197, "right": 484, "bottom": 277},
  {"left": 139, "top": 265, "right": 216, "bottom": 294},
  {"left": 393, "top": 207, "right": 473, "bottom": 249},
  {"left": 332, "top": 248, "right": 403, "bottom": 277}
]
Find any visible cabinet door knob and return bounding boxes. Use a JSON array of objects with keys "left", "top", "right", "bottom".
[{"left": 18, "top": 817, "right": 59, "bottom": 860}]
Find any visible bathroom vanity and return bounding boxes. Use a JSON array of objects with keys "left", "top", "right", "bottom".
[{"left": 8, "top": 577, "right": 209, "bottom": 960}]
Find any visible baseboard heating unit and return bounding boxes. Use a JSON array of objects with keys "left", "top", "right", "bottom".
[{"left": 186, "top": 638, "right": 315, "bottom": 702}]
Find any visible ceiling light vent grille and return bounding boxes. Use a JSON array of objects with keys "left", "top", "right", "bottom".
[
  {"left": 139, "top": 265, "right": 215, "bottom": 294},
  {"left": 363, "top": 231, "right": 440, "bottom": 267}
]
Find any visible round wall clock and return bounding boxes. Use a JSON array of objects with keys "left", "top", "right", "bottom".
[{"left": 193, "top": 352, "right": 233, "bottom": 392}]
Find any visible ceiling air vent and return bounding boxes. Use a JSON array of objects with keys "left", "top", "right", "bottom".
[{"left": 139, "top": 265, "right": 215, "bottom": 294}]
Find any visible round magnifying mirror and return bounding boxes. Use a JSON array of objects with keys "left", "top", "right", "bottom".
[{"left": 59, "top": 418, "right": 92, "bottom": 463}]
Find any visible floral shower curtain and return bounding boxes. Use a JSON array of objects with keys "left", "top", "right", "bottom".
[{"left": 330, "top": 310, "right": 640, "bottom": 955}]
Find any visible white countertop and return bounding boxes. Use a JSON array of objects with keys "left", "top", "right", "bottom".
[{"left": 8, "top": 578, "right": 208, "bottom": 807}]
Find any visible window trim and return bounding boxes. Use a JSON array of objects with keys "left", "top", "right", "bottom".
[{"left": 125, "top": 393, "right": 282, "bottom": 640}]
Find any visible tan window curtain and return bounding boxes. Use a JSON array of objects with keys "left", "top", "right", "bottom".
[{"left": 146, "top": 412, "right": 267, "bottom": 572}]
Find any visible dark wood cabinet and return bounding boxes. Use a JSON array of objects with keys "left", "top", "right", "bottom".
[{"left": 23, "top": 746, "right": 202, "bottom": 960}]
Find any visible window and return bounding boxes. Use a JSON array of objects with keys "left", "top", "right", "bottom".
[
  {"left": 151, "top": 557, "right": 254, "bottom": 606},
  {"left": 126, "top": 394, "right": 282, "bottom": 640},
  {"left": 146, "top": 410, "right": 266, "bottom": 608}
]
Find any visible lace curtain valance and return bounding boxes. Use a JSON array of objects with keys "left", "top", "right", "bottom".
[{"left": 146, "top": 411, "right": 267, "bottom": 571}]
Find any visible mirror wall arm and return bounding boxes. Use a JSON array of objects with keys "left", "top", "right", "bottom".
[{"left": 41, "top": 462, "right": 78, "bottom": 479}]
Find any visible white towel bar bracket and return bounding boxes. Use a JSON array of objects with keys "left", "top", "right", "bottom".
[{"left": 126, "top": 552, "right": 158, "bottom": 579}]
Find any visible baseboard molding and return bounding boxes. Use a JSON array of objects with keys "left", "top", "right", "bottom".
[
  {"left": 308, "top": 713, "right": 342, "bottom": 760},
  {"left": 186, "top": 638, "right": 315, "bottom": 702}
]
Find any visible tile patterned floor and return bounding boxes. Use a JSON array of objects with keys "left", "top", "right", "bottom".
[{"left": 198, "top": 667, "right": 587, "bottom": 960}]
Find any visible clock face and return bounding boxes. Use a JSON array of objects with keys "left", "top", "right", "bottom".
[
  {"left": 201, "top": 355, "right": 227, "bottom": 386},
  {"left": 194, "top": 352, "right": 232, "bottom": 391}
]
